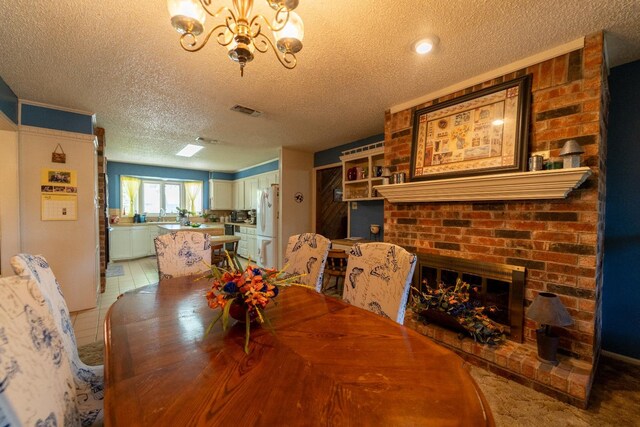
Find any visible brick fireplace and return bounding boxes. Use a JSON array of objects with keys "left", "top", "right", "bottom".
[{"left": 382, "top": 32, "right": 608, "bottom": 407}]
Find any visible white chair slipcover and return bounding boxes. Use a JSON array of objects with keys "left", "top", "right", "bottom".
[
  {"left": 154, "top": 231, "right": 212, "bottom": 279},
  {"left": 0, "top": 274, "right": 80, "bottom": 426},
  {"left": 342, "top": 242, "right": 417, "bottom": 324},
  {"left": 11, "top": 254, "right": 103, "bottom": 426},
  {"left": 282, "top": 233, "right": 331, "bottom": 292}
]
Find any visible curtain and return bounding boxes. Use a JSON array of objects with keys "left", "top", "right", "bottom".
[
  {"left": 121, "top": 176, "right": 141, "bottom": 217},
  {"left": 184, "top": 181, "right": 202, "bottom": 213}
]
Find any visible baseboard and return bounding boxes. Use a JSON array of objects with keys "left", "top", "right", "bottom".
[{"left": 601, "top": 350, "right": 640, "bottom": 366}]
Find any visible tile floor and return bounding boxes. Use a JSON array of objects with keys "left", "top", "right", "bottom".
[{"left": 70, "top": 257, "right": 159, "bottom": 346}]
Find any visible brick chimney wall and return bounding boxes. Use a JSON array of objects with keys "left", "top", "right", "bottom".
[{"left": 384, "top": 32, "right": 608, "bottom": 364}]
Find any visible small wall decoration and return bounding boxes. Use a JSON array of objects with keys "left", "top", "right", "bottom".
[
  {"left": 51, "top": 143, "right": 66, "bottom": 163},
  {"left": 294, "top": 192, "right": 304, "bottom": 203},
  {"left": 41, "top": 194, "right": 77, "bottom": 221},
  {"left": 410, "top": 75, "right": 531, "bottom": 181},
  {"left": 41, "top": 168, "right": 78, "bottom": 194}
]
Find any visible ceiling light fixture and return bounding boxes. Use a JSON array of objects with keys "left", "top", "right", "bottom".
[
  {"left": 167, "top": 0, "right": 304, "bottom": 77},
  {"left": 176, "top": 144, "right": 205, "bottom": 157},
  {"left": 413, "top": 38, "right": 435, "bottom": 55}
]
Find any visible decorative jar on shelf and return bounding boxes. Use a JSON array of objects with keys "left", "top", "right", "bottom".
[{"left": 347, "top": 167, "right": 357, "bottom": 181}]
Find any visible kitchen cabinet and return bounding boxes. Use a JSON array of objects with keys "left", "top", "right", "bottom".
[
  {"left": 340, "top": 141, "right": 385, "bottom": 201},
  {"left": 109, "top": 225, "right": 159, "bottom": 261},
  {"left": 245, "top": 178, "right": 258, "bottom": 210},
  {"left": 131, "top": 227, "right": 149, "bottom": 258},
  {"left": 210, "top": 180, "right": 233, "bottom": 210},
  {"left": 110, "top": 228, "right": 132, "bottom": 260},
  {"left": 233, "top": 180, "right": 245, "bottom": 210},
  {"left": 236, "top": 226, "right": 257, "bottom": 260}
]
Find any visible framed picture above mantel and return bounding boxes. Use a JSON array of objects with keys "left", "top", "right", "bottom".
[{"left": 410, "top": 75, "right": 531, "bottom": 181}]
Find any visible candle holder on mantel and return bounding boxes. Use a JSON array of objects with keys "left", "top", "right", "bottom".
[{"left": 369, "top": 224, "right": 381, "bottom": 241}]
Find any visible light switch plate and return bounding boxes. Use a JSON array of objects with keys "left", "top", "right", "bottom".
[{"left": 351, "top": 202, "right": 358, "bottom": 210}]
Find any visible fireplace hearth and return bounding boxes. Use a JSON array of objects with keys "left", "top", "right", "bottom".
[{"left": 414, "top": 254, "right": 526, "bottom": 342}]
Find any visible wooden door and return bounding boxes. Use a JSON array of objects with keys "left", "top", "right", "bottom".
[{"left": 315, "top": 167, "right": 347, "bottom": 239}]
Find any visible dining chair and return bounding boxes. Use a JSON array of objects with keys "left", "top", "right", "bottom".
[
  {"left": 10, "top": 253, "right": 104, "bottom": 426},
  {"left": 211, "top": 240, "right": 241, "bottom": 271},
  {"left": 282, "top": 233, "right": 331, "bottom": 291},
  {"left": 0, "top": 276, "right": 102, "bottom": 426},
  {"left": 342, "top": 242, "right": 417, "bottom": 324},
  {"left": 154, "top": 231, "right": 212, "bottom": 279},
  {"left": 322, "top": 249, "right": 349, "bottom": 294}
]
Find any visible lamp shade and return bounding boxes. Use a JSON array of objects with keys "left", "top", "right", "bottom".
[
  {"left": 526, "top": 292, "right": 573, "bottom": 327},
  {"left": 559, "top": 139, "right": 584, "bottom": 156}
]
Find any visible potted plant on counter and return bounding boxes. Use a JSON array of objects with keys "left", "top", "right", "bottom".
[{"left": 176, "top": 207, "right": 193, "bottom": 226}]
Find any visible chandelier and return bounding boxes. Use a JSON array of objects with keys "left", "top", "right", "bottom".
[{"left": 167, "top": 0, "right": 304, "bottom": 76}]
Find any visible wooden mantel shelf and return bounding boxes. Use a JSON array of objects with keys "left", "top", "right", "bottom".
[{"left": 374, "top": 167, "right": 592, "bottom": 203}]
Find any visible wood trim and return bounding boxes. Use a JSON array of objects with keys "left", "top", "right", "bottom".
[{"left": 375, "top": 167, "right": 592, "bottom": 203}]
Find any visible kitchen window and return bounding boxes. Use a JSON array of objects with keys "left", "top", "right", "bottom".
[{"left": 120, "top": 176, "right": 202, "bottom": 216}]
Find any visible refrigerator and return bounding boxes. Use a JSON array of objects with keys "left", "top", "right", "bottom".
[{"left": 256, "top": 185, "right": 279, "bottom": 268}]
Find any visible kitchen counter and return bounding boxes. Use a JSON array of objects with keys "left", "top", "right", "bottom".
[
  {"left": 111, "top": 222, "right": 180, "bottom": 227},
  {"left": 157, "top": 224, "right": 225, "bottom": 232},
  {"left": 226, "top": 222, "right": 256, "bottom": 228}
]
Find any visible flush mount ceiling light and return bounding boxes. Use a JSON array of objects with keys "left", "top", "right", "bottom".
[
  {"left": 167, "top": 0, "right": 304, "bottom": 77},
  {"left": 176, "top": 144, "right": 205, "bottom": 157},
  {"left": 413, "top": 37, "right": 437, "bottom": 55}
]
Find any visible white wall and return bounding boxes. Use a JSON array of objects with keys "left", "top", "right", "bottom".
[
  {"left": 19, "top": 126, "right": 99, "bottom": 311},
  {"left": 278, "top": 148, "right": 313, "bottom": 267},
  {"left": 0, "top": 125, "right": 20, "bottom": 276}
]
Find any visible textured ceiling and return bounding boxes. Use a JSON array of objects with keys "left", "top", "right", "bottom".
[{"left": 1, "top": 0, "right": 639, "bottom": 171}]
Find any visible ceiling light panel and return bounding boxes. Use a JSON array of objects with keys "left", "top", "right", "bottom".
[{"left": 176, "top": 144, "right": 204, "bottom": 157}]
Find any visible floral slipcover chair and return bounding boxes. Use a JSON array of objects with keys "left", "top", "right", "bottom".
[
  {"left": 282, "top": 233, "right": 331, "bottom": 292},
  {"left": 342, "top": 243, "right": 417, "bottom": 324},
  {"left": 154, "top": 231, "right": 212, "bottom": 279},
  {"left": 10, "top": 254, "right": 103, "bottom": 426},
  {"left": 0, "top": 274, "right": 82, "bottom": 426}
]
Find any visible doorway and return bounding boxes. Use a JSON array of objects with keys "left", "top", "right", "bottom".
[{"left": 315, "top": 166, "right": 347, "bottom": 239}]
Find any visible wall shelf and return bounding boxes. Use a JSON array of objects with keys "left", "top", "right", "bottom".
[
  {"left": 341, "top": 142, "right": 385, "bottom": 201},
  {"left": 374, "top": 167, "right": 592, "bottom": 203}
]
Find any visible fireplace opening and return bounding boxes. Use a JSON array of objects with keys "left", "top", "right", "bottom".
[{"left": 413, "top": 254, "right": 525, "bottom": 342}]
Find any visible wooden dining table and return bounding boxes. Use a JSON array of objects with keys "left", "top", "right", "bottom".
[{"left": 104, "top": 276, "right": 494, "bottom": 426}]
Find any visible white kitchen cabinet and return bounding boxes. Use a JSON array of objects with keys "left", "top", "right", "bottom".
[
  {"left": 110, "top": 228, "right": 132, "bottom": 260},
  {"left": 147, "top": 226, "right": 160, "bottom": 255},
  {"left": 244, "top": 178, "right": 258, "bottom": 210},
  {"left": 210, "top": 180, "right": 233, "bottom": 210},
  {"left": 233, "top": 180, "right": 245, "bottom": 210},
  {"left": 131, "top": 227, "right": 148, "bottom": 258},
  {"left": 267, "top": 171, "right": 279, "bottom": 187},
  {"left": 110, "top": 225, "right": 160, "bottom": 261},
  {"left": 236, "top": 226, "right": 257, "bottom": 260}
]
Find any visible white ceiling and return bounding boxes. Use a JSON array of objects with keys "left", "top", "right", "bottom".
[{"left": 1, "top": 1, "right": 639, "bottom": 172}]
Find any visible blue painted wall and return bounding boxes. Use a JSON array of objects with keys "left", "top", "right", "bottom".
[
  {"left": 602, "top": 60, "right": 640, "bottom": 360},
  {"left": 21, "top": 103, "right": 93, "bottom": 134},
  {"left": 350, "top": 200, "right": 385, "bottom": 240},
  {"left": 314, "top": 134, "right": 384, "bottom": 167},
  {"left": 0, "top": 75, "right": 18, "bottom": 124},
  {"left": 233, "top": 160, "right": 279, "bottom": 180},
  {"left": 108, "top": 162, "right": 210, "bottom": 210},
  {"left": 314, "top": 134, "right": 385, "bottom": 239}
]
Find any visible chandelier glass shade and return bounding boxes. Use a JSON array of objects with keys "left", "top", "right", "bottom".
[{"left": 167, "top": 0, "right": 304, "bottom": 76}]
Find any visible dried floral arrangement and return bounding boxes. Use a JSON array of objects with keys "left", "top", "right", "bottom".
[{"left": 411, "top": 278, "right": 505, "bottom": 345}]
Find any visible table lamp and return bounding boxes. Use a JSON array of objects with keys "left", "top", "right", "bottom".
[{"left": 525, "top": 292, "right": 573, "bottom": 365}]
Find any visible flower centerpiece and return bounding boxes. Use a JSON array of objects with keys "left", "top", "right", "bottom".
[
  {"left": 202, "top": 254, "right": 307, "bottom": 353},
  {"left": 176, "top": 207, "right": 193, "bottom": 225},
  {"left": 411, "top": 278, "right": 505, "bottom": 345}
]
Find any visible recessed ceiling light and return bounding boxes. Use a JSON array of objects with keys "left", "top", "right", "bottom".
[
  {"left": 414, "top": 38, "right": 434, "bottom": 55},
  {"left": 492, "top": 119, "right": 505, "bottom": 126},
  {"left": 176, "top": 144, "right": 204, "bottom": 157}
]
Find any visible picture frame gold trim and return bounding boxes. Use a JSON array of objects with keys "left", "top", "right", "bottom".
[{"left": 410, "top": 75, "right": 531, "bottom": 181}]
